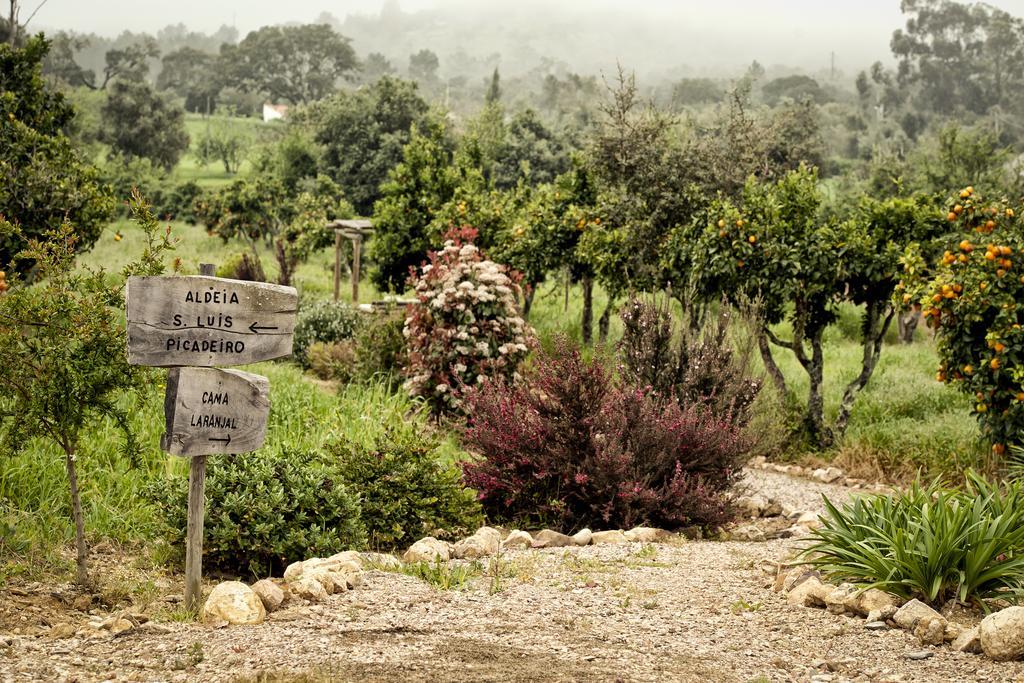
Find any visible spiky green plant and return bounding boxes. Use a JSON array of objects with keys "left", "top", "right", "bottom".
[{"left": 802, "top": 471, "right": 1024, "bottom": 610}]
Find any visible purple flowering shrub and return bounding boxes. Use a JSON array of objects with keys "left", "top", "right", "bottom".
[{"left": 461, "top": 339, "right": 748, "bottom": 532}]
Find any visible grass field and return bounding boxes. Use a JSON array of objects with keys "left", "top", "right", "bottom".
[{"left": 173, "top": 113, "right": 272, "bottom": 188}]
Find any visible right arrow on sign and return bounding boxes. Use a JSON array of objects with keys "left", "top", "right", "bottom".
[{"left": 160, "top": 367, "right": 270, "bottom": 457}]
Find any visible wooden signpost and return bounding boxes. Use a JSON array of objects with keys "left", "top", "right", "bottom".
[
  {"left": 126, "top": 275, "right": 298, "bottom": 367},
  {"left": 126, "top": 264, "right": 298, "bottom": 611}
]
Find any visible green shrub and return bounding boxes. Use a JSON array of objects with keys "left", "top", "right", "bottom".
[
  {"left": 148, "top": 448, "right": 366, "bottom": 578},
  {"left": 307, "top": 341, "right": 356, "bottom": 382},
  {"left": 352, "top": 312, "right": 406, "bottom": 384},
  {"left": 328, "top": 426, "right": 482, "bottom": 549},
  {"left": 216, "top": 252, "right": 267, "bottom": 282},
  {"left": 292, "top": 300, "right": 361, "bottom": 367},
  {"left": 803, "top": 472, "right": 1024, "bottom": 609},
  {"left": 164, "top": 181, "right": 205, "bottom": 224}
]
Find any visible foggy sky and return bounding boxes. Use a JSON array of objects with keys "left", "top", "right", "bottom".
[{"left": 32, "top": 0, "right": 1024, "bottom": 75}]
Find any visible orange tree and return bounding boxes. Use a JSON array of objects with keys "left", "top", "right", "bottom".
[
  {"left": 682, "top": 166, "right": 944, "bottom": 447},
  {"left": 909, "top": 187, "right": 1024, "bottom": 455}
]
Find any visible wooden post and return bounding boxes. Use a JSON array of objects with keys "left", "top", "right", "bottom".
[
  {"left": 333, "top": 231, "right": 342, "bottom": 302},
  {"left": 185, "top": 262, "right": 216, "bottom": 612},
  {"left": 351, "top": 237, "right": 362, "bottom": 304}
]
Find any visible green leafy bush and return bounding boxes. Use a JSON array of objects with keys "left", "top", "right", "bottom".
[
  {"left": 803, "top": 472, "right": 1024, "bottom": 609},
  {"left": 292, "top": 300, "right": 361, "bottom": 367},
  {"left": 307, "top": 341, "right": 356, "bottom": 382},
  {"left": 149, "top": 448, "right": 366, "bottom": 578},
  {"left": 328, "top": 427, "right": 482, "bottom": 549},
  {"left": 352, "top": 312, "right": 406, "bottom": 384},
  {"left": 216, "top": 252, "right": 267, "bottom": 282}
]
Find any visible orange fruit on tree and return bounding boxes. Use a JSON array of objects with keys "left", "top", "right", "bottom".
[
  {"left": 992, "top": 358, "right": 1002, "bottom": 370},
  {"left": 748, "top": 235, "right": 756, "bottom": 244},
  {"left": 994, "top": 443, "right": 1006, "bottom": 455},
  {"left": 948, "top": 212, "right": 958, "bottom": 222},
  {"left": 960, "top": 240, "right": 973, "bottom": 252}
]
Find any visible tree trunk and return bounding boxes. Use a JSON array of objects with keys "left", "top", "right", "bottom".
[
  {"left": 757, "top": 328, "right": 788, "bottom": 396},
  {"left": 581, "top": 275, "right": 593, "bottom": 346},
  {"left": 563, "top": 269, "right": 570, "bottom": 312},
  {"left": 8, "top": 1, "right": 17, "bottom": 47},
  {"left": 597, "top": 298, "right": 615, "bottom": 344},
  {"left": 803, "top": 327, "right": 831, "bottom": 448},
  {"left": 522, "top": 286, "right": 535, "bottom": 320},
  {"left": 64, "top": 444, "right": 89, "bottom": 586},
  {"left": 896, "top": 309, "right": 920, "bottom": 344},
  {"left": 834, "top": 303, "right": 894, "bottom": 436}
]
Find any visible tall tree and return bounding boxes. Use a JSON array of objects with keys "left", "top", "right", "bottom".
[
  {"left": 303, "top": 75, "right": 429, "bottom": 214},
  {"left": 370, "top": 115, "right": 457, "bottom": 292},
  {"left": 1, "top": 36, "right": 115, "bottom": 274},
  {"left": 156, "top": 46, "right": 220, "bottom": 113},
  {"left": 99, "top": 80, "right": 189, "bottom": 171},
  {"left": 892, "top": 0, "right": 1024, "bottom": 116},
  {"left": 222, "top": 24, "right": 357, "bottom": 105}
]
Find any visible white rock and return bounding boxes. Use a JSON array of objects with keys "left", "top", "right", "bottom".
[
  {"left": 283, "top": 561, "right": 305, "bottom": 582},
  {"left": 734, "top": 495, "right": 769, "bottom": 518},
  {"left": 824, "top": 583, "right": 860, "bottom": 615},
  {"left": 590, "top": 530, "right": 629, "bottom": 544},
  {"left": 501, "top": 530, "right": 533, "bottom": 549},
  {"left": 729, "top": 524, "right": 765, "bottom": 542},
  {"left": 289, "top": 575, "right": 328, "bottom": 602},
  {"left": 795, "top": 511, "right": 822, "bottom": 530},
  {"left": 533, "top": 529, "right": 574, "bottom": 548},
  {"left": 475, "top": 526, "right": 503, "bottom": 547},
  {"left": 361, "top": 552, "right": 402, "bottom": 570},
  {"left": 812, "top": 467, "right": 845, "bottom": 484},
  {"left": 855, "top": 588, "right": 899, "bottom": 617},
  {"left": 250, "top": 579, "right": 284, "bottom": 612},
  {"left": 452, "top": 527, "right": 502, "bottom": 559},
  {"left": 893, "top": 599, "right": 946, "bottom": 632},
  {"left": 915, "top": 616, "right": 946, "bottom": 645},
  {"left": 305, "top": 567, "right": 349, "bottom": 594},
  {"left": 324, "top": 550, "right": 364, "bottom": 567},
  {"left": 787, "top": 576, "right": 830, "bottom": 608},
  {"left": 953, "top": 626, "right": 982, "bottom": 654},
  {"left": 402, "top": 536, "right": 451, "bottom": 563},
  {"left": 981, "top": 606, "right": 1024, "bottom": 661},
  {"left": 100, "top": 615, "right": 134, "bottom": 634},
  {"left": 781, "top": 569, "right": 820, "bottom": 593},
  {"left": 571, "top": 528, "right": 593, "bottom": 546},
  {"left": 624, "top": 527, "right": 669, "bottom": 543},
  {"left": 201, "top": 581, "right": 266, "bottom": 625}
]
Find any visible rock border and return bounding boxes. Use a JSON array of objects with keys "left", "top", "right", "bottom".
[{"left": 773, "top": 567, "right": 1024, "bottom": 660}]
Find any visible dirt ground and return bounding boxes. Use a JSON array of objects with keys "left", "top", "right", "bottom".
[{"left": 2, "top": 470, "right": 1023, "bottom": 683}]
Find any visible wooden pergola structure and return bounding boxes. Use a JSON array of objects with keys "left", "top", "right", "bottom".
[{"left": 328, "top": 219, "right": 373, "bottom": 303}]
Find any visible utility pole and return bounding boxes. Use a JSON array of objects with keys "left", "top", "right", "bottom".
[{"left": 830, "top": 51, "right": 836, "bottom": 81}]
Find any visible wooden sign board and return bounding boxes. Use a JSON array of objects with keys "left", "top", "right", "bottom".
[
  {"left": 126, "top": 275, "right": 298, "bottom": 367},
  {"left": 161, "top": 367, "right": 270, "bottom": 457}
]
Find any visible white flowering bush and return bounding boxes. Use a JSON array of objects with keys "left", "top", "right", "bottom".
[{"left": 404, "top": 230, "right": 533, "bottom": 415}]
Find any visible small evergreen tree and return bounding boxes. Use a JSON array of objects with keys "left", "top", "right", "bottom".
[{"left": 0, "top": 192, "right": 173, "bottom": 584}]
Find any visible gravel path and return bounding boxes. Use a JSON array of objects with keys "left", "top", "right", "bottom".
[{"left": 2, "top": 469, "right": 1019, "bottom": 683}]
